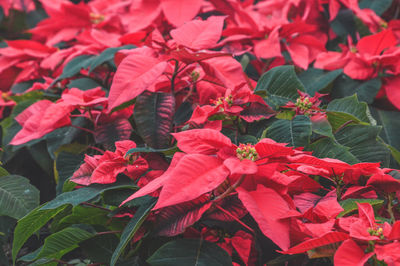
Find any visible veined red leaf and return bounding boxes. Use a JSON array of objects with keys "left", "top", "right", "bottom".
[
  {"left": 172, "top": 128, "right": 233, "bottom": 155},
  {"left": 239, "top": 102, "right": 275, "bottom": 122},
  {"left": 108, "top": 54, "right": 167, "bottom": 112},
  {"left": 160, "top": 0, "right": 203, "bottom": 27},
  {"left": 154, "top": 154, "right": 229, "bottom": 210},
  {"left": 170, "top": 16, "right": 225, "bottom": 50},
  {"left": 154, "top": 196, "right": 211, "bottom": 236},
  {"left": 200, "top": 56, "right": 247, "bottom": 89},
  {"left": 134, "top": 92, "right": 175, "bottom": 149},
  {"left": 237, "top": 186, "right": 293, "bottom": 250},
  {"left": 11, "top": 100, "right": 73, "bottom": 145},
  {"left": 205, "top": 196, "right": 247, "bottom": 222},
  {"left": 170, "top": 48, "right": 230, "bottom": 64},
  {"left": 283, "top": 231, "right": 349, "bottom": 254}
]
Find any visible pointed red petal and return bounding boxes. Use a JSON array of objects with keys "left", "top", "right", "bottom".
[
  {"left": 171, "top": 16, "right": 225, "bottom": 50},
  {"left": 334, "top": 239, "right": 373, "bottom": 266},
  {"left": 154, "top": 154, "right": 229, "bottom": 209},
  {"left": 108, "top": 54, "right": 167, "bottom": 111},
  {"left": 160, "top": 0, "right": 203, "bottom": 27},
  {"left": 172, "top": 128, "right": 233, "bottom": 155}
]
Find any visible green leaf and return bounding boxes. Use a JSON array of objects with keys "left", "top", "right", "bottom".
[
  {"left": 110, "top": 197, "right": 156, "bottom": 266},
  {"left": 311, "top": 116, "right": 334, "bottom": 138},
  {"left": 0, "top": 166, "right": 9, "bottom": 177},
  {"left": 147, "top": 239, "right": 232, "bottom": 266},
  {"left": 264, "top": 115, "right": 312, "bottom": 147},
  {"left": 134, "top": 92, "right": 175, "bottom": 149},
  {"left": 359, "top": 0, "right": 392, "bottom": 15},
  {"left": 20, "top": 227, "right": 94, "bottom": 261},
  {"left": 254, "top": 65, "right": 305, "bottom": 109},
  {"left": 81, "top": 234, "right": 120, "bottom": 264},
  {"left": 55, "top": 151, "right": 84, "bottom": 195},
  {"left": 67, "top": 78, "right": 102, "bottom": 90},
  {"left": 298, "top": 68, "right": 342, "bottom": 95},
  {"left": 89, "top": 45, "right": 135, "bottom": 73},
  {"left": 0, "top": 175, "right": 39, "bottom": 219},
  {"left": 308, "top": 138, "right": 359, "bottom": 164},
  {"left": 334, "top": 125, "right": 391, "bottom": 166},
  {"left": 57, "top": 55, "right": 94, "bottom": 81},
  {"left": 338, "top": 198, "right": 384, "bottom": 217},
  {"left": 12, "top": 205, "right": 68, "bottom": 263},
  {"left": 41, "top": 177, "right": 137, "bottom": 210},
  {"left": 326, "top": 94, "right": 370, "bottom": 131},
  {"left": 56, "top": 206, "right": 110, "bottom": 230},
  {"left": 330, "top": 9, "right": 356, "bottom": 39},
  {"left": 370, "top": 107, "right": 400, "bottom": 151},
  {"left": 332, "top": 75, "right": 381, "bottom": 104}
]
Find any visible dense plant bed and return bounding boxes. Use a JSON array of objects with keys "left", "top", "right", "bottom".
[{"left": 1, "top": 0, "right": 400, "bottom": 265}]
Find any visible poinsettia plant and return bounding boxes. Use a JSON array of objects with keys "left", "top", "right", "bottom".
[{"left": 1, "top": 0, "right": 400, "bottom": 265}]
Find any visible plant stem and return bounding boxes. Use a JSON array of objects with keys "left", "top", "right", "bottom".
[{"left": 213, "top": 175, "right": 245, "bottom": 201}]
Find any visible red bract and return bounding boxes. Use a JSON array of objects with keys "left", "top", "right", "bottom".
[
  {"left": 71, "top": 140, "right": 148, "bottom": 185},
  {"left": 10, "top": 100, "right": 73, "bottom": 145}
]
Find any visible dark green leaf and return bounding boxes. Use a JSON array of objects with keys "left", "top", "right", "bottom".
[
  {"left": 20, "top": 227, "right": 94, "bottom": 261},
  {"left": 0, "top": 175, "right": 39, "bottom": 219},
  {"left": 332, "top": 75, "right": 381, "bottom": 104},
  {"left": 334, "top": 125, "right": 391, "bottom": 166},
  {"left": 81, "top": 234, "right": 120, "bottom": 264},
  {"left": 110, "top": 197, "right": 156, "bottom": 266},
  {"left": 338, "top": 198, "right": 384, "bottom": 217},
  {"left": 41, "top": 178, "right": 137, "bottom": 210},
  {"left": 254, "top": 65, "right": 305, "bottom": 109},
  {"left": 56, "top": 55, "right": 94, "bottom": 81},
  {"left": 330, "top": 9, "right": 356, "bottom": 40},
  {"left": 326, "top": 94, "right": 370, "bottom": 131},
  {"left": 134, "top": 92, "right": 175, "bottom": 149},
  {"left": 264, "top": 115, "right": 312, "bottom": 147},
  {"left": 359, "top": 0, "right": 392, "bottom": 15},
  {"left": 308, "top": 138, "right": 359, "bottom": 164},
  {"left": 67, "top": 78, "right": 102, "bottom": 90},
  {"left": 147, "top": 239, "right": 232, "bottom": 266},
  {"left": 89, "top": 45, "right": 135, "bottom": 73},
  {"left": 12, "top": 205, "right": 68, "bottom": 263},
  {"left": 298, "top": 68, "right": 342, "bottom": 95},
  {"left": 55, "top": 152, "right": 84, "bottom": 195}
]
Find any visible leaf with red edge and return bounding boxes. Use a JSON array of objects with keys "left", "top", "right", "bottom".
[
  {"left": 134, "top": 92, "right": 175, "bottom": 149},
  {"left": 170, "top": 16, "right": 225, "bottom": 50},
  {"left": 334, "top": 239, "right": 373, "bottom": 266},
  {"left": 154, "top": 196, "right": 211, "bottom": 236},
  {"left": 239, "top": 102, "right": 275, "bottom": 122},
  {"left": 172, "top": 128, "right": 233, "bottom": 155},
  {"left": 283, "top": 231, "right": 349, "bottom": 254},
  {"left": 160, "top": 0, "right": 203, "bottom": 27},
  {"left": 94, "top": 118, "right": 133, "bottom": 150},
  {"left": 237, "top": 185, "right": 294, "bottom": 250},
  {"left": 154, "top": 154, "right": 229, "bottom": 210},
  {"left": 108, "top": 54, "right": 167, "bottom": 112}
]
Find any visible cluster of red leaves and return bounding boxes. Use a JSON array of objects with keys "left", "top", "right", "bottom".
[{"left": 2, "top": 0, "right": 400, "bottom": 265}]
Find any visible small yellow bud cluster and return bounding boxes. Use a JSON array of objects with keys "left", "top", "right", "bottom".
[
  {"left": 90, "top": 13, "right": 105, "bottom": 24},
  {"left": 191, "top": 71, "right": 200, "bottom": 82},
  {"left": 295, "top": 97, "right": 313, "bottom": 112},
  {"left": 236, "top": 143, "right": 259, "bottom": 161},
  {"left": 367, "top": 226, "right": 385, "bottom": 240}
]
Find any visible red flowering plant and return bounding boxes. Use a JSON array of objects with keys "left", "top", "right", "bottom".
[{"left": 0, "top": 0, "right": 400, "bottom": 266}]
